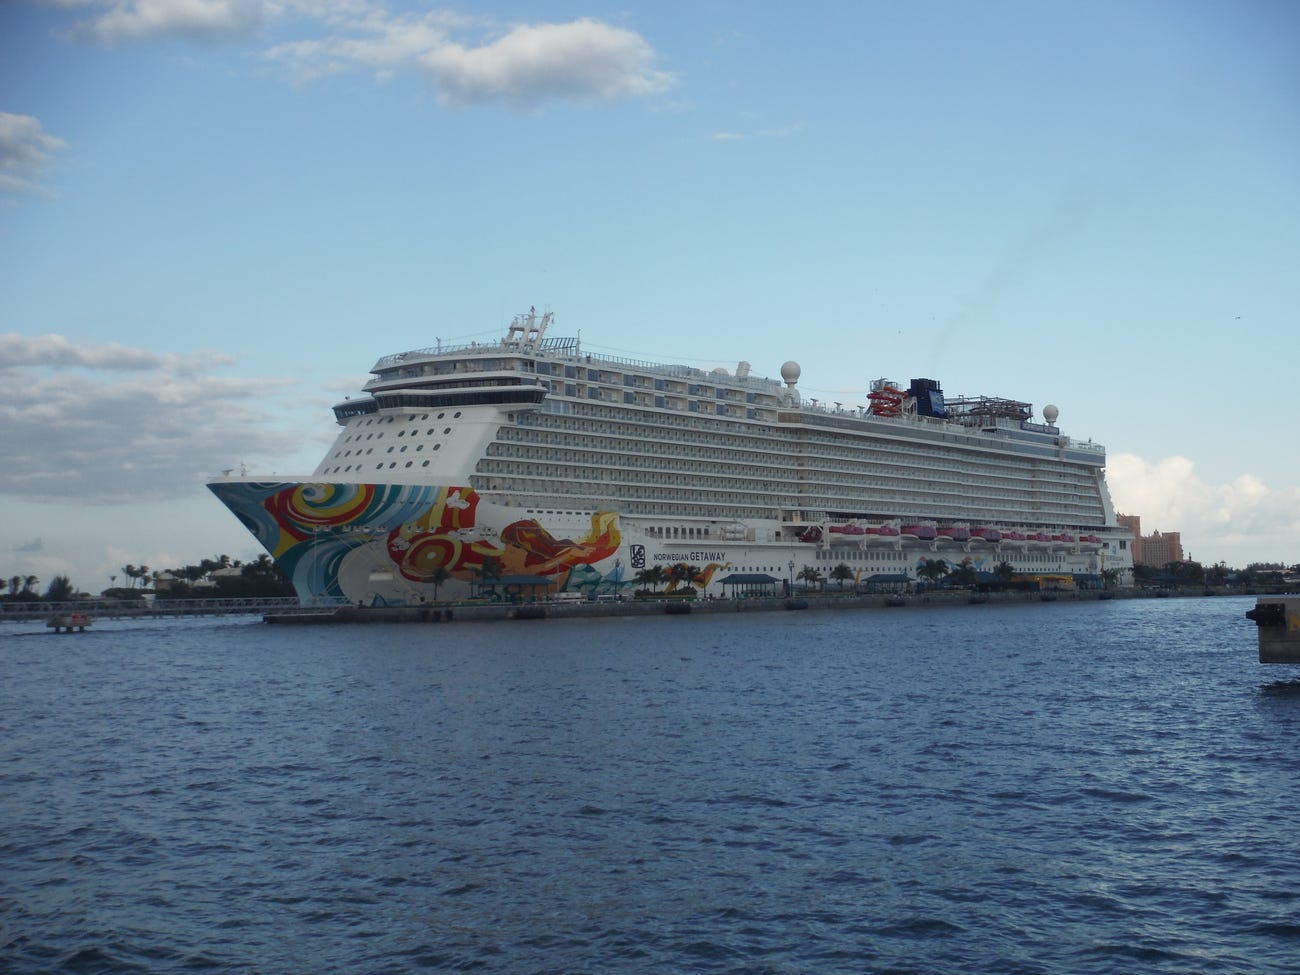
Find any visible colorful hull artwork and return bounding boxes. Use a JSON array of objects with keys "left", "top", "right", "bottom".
[{"left": 208, "top": 481, "right": 622, "bottom": 605}]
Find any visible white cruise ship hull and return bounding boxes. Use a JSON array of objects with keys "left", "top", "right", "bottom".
[{"left": 209, "top": 478, "right": 1120, "bottom": 606}]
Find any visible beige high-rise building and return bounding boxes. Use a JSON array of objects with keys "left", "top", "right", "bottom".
[{"left": 1117, "top": 514, "right": 1185, "bottom": 567}]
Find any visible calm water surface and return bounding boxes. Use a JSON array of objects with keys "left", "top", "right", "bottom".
[{"left": 3, "top": 596, "right": 1298, "bottom": 973}]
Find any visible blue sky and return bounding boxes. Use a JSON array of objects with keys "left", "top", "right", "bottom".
[{"left": 2, "top": 0, "right": 1297, "bottom": 592}]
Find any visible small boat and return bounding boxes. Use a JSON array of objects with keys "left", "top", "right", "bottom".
[
  {"left": 901, "top": 523, "right": 938, "bottom": 540},
  {"left": 969, "top": 527, "right": 1002, "bottom": 543},
  {"left": 47, "top": 613, "right": 92, "bottom": 633},
  {"left": 828, "top": 524, "right": 868, "bottom": 535},
  {"left": 798, "top": 526, "right": 823, "bottom": 543},
  {"left": 936, "top": 525, "right": 971, "bottom": 542}
]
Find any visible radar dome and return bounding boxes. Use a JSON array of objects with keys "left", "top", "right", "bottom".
[
  {"left": 780, "top": 361, "right": 801, "bottom": 385},
  {"left": 1043, "top": 404, "right": 1059, "bottom": 425}
]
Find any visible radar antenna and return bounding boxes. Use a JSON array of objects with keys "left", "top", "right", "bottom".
[{"left": 503, "top": 306, "right": 552, "bottom": 350}]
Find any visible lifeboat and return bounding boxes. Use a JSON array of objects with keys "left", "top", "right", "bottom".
[
  {"left": 1079, "top": 534, "right": 1103, "bottom": 547},
  {"left": 862, "top": 524, "right": 901, "bottom": 544},
  {"left": 901, "top": 523, "right": 938, "bottom": 540},
  {"left": 936, "top": 525, "right": 971, "bottom": 542},
  {"left": 798, "top": 526, "right": 823, "bottom": 543},
  {"left": 829, "top": 524, "right": 868, "bottom": 535},
  {"left": 1026, "top": 532, "right": 1051, "bottom": 545},
  {"left": 969, "top": 527, "right": 1002, "bottom": 543},
  {"left": 1001, "top": 530, "right": 1027, "bottom": 543}
]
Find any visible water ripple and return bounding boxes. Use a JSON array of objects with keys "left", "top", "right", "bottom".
[{"left": 3, "top": 600, "right": 1298, "bottom": 973}]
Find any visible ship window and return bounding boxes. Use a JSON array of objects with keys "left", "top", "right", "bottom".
[
  {"left": 454, "top": 412, "right": 462, "bottom": 418},
  {"left": 405, "top": 461, "right": 413, "bottom": 468},
  {"left": 433, "top": 444, "right": 441, "bottom": 450},
  {"left": 422, "top": 461, "right": 430, "bottom": 467},
  {"left": 444, "top": 427, "right": 452, "bottom": 434},
  {"left": 438, "top": 413, "right": 445, "bottom": 419}
]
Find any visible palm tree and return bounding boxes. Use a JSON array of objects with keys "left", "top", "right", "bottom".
[
  {"left": 916, "top": 558, "right": 949, "bottom": 588},
  {"left": 797, "top": 565, "right": 824, "bottom": 591},
  {"left": 830, "top": 563, "right": 854, "bottom": 589},
  {"left": 666, "top": 562, "right": 699, "bottom": 593},
  {"left": 22, "top": 574, "right": 39, "bottom": 594},
  {"left": 993, "top": 561, "right": 1016, "bottom": 588},
  {"left": 634, "top": 568, "right": 659, "bottom": 593},
  {"left": 948, "top": 558, "right": 978, "bottom": 589},
  {"left": 9, "top": 575, "right": 21, "bottom": 597},
  {"left": 428, "top": 565, "right": 451, "bottom": 601}
]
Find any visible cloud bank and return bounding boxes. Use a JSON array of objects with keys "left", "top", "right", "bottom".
[
  {"left": 46, "top": 1, "right": 673, "bottom": 109},
  {"left": 1108, "top": 452, "right": 1300, "bottom": 567},
  {"left": 0, "top": 112, "right": 69, "bottom": 196},
  {"left": 0, "top": 334, "right": 302, "bottom": 503}
]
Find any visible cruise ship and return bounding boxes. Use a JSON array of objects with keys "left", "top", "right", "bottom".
[{"left": 209, "top": 308, "right": 1133, "bottom": 604}]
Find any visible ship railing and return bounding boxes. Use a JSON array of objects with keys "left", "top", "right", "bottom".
[{"left": 375, "top": 341, "right": 786, "bottom": 389}]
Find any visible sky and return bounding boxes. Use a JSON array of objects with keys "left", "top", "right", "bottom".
[{"left": 2, "top": 0, "right": 1298, "bottom": 593}]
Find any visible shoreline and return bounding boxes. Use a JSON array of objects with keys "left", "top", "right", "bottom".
[{"left": 266, "top": 586, "right": 1262, "bottom": 625}]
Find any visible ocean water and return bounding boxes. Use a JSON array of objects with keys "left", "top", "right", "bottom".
[{"left": 2, "top": 596, "right": 1298, "bottom": 974}]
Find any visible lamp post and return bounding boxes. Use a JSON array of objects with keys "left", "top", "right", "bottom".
[{"left": 787, "top": 559, "right": 795, "bottom": 597}]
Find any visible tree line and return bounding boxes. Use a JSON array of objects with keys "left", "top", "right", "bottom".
[{"left": 0, "top": 554, "right": 294, "bottom": 604}]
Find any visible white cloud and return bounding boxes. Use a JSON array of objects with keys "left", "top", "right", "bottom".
[
  {"left": 1108, "top": 452, "right": 1300, "bottom": 567},
  {"left": 39, "top": 2, "right": 673, "bottom": 108},
  {"left": 0, "top": 112, "right": 69, "bottom": 196},
  {"left": 0, "top": 332, "right": 232, "bottom": 371},
  {"left": 263, "top": 8, "right": 460, "bottom": 83},
  {"left": 0, "top": 334, "right": 303, "bottom": 503},
  {"left": 422, "top": 18, "right": 674, "bottom": 109},
  {"left": 68, "top": 0, "right": 267, "bottom": 43}
]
